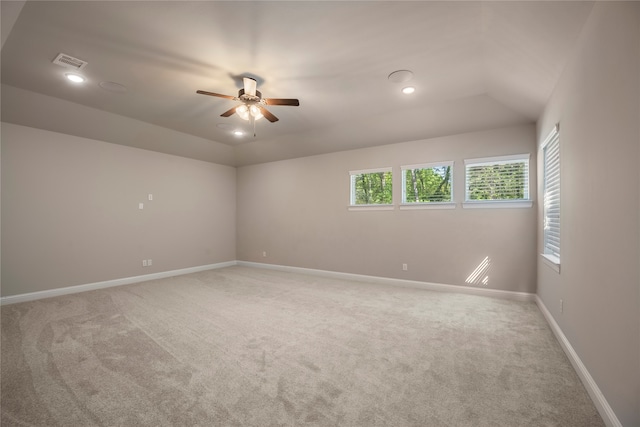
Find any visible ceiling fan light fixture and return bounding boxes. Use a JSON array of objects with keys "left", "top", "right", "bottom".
[
  {"left": 249, "top": 105, "right": 263, "bottom": 120},
  {"left": 236, "top": 103, "right": 263, "bottom": 121},
  {"left": 236, "top": 104, "right": 250, "bottom": 120}
]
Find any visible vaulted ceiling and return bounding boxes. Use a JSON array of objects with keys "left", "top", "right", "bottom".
[{"left": 1, "top": 1, "right": 594, "bottom": 166}]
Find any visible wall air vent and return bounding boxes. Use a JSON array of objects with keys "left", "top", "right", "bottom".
[{"left": 52, "top": 53, "right": 87, "bottom": 70}]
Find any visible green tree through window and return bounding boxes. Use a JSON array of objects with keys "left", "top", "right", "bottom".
[
  {"left": 402, "top": 164, "right": 452, "bottom": 203},
  {"left": 465, "top": 156, "right": 529, "bottom": 201},
  {"left": 350, "top": 169, "right": 392, "bottom": 205}
]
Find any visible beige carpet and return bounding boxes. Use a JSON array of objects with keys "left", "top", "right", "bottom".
[{"left": 2, "top": 266, "right": 603, "bottom": 426}]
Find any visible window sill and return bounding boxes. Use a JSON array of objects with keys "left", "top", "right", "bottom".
[
  {"left": 348, "top": 205, "right": 394, "bottom": 211},
  {"left": 462, "top": 200, "right": 533, "bottom": 209},
  {"left": 541, "top": 253, "right": 561, "bottom": 273},
  {"left": 400, "top": 202, "right": 456, "bottom": 210}
]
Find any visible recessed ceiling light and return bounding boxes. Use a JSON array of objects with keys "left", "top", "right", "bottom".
[
  {"left": 402, "top": 86, "right": 416, "bottom": 94},
  {"left": 65, "top": 73, "right": 85, "bottom": 83}
]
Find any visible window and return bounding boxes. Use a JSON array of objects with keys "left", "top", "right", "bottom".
[
  {"left": 542, "top": 125, "right": 560, "bottom": 269},
  {"left": 464, "top": 154, "right": 531, "bottom": 208},
  {"left": 349, "top": 168, "right": 393, "bottom": 209},
  {"left": 401, "top": 162, "right": 454, "bottom": 209}
]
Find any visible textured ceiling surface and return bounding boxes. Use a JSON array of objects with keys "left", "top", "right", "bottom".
[{"left": 1, "top": 1, "right": 594, "bottom": 165}]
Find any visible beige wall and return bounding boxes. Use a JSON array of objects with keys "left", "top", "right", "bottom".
[
  {"left": 1, "top": 122, "right": 236, "bottom": 297},
  {"left": 237, "top": 125, "right": 537, "bottom": 294},
  {"left": 537, "top": 2, "right": 640, "bottom": 426}
]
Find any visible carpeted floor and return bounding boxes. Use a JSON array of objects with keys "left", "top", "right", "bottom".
[{"left": 1, "top": 266, "right": 604, "bottom": 426}]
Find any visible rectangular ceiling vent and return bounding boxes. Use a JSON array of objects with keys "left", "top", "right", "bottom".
[{"left": 52, "top": 53, "right": 87, "bottom": 70}]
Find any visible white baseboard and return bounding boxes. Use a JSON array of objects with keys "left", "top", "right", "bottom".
[
  {"left": 1, "top": 260, "right": 533, "bottom": 305},
  {"left": 237, "top": 261, "right": 536, "bottom": 302},
  {"left": 535, "top": 296, "right": 621, "bottom": 427},
  {"left": 0, "top": 261, "right": 237, "bottom": 305}
]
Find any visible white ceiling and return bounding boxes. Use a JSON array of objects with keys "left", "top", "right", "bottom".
[{"left": 1, "top": 1, "right": 594, "bottom": 166}]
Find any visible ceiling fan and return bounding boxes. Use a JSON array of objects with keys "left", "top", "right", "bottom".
[{"left": 197, "top": 77, "right": 299, "bottom": 123}]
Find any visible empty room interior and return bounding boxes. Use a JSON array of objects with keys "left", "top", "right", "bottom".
[{"left": 1, "top": 1, "right": 639, "bottom": 426}]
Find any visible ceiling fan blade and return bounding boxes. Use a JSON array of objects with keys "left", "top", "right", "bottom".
[
  {"left": 196, "top": 90, "right": 235, "bottom": 100},
  {"left": 243, "top": 77, "right": 257, "bottom": 96},
  {"left": 264, "top": 98, "right": 300, "bottom": 106},
  {"left": 259, "top": 106, "right": 279, "bottom": 122},
  {"left": 220, "top": 107, "right": 237, "bottom": 117}
]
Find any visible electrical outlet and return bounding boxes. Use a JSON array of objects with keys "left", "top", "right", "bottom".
[
  {"left": 148, "top": 194, "right": 153, "bottom": 201},
  {"left": 139, "top": 203, "right": 144, "bottom": 210},
  {"left": 262, "top": 251, "right": 267, "bottom": 257},
  {"left": 402, "top": 263, "right": 408, "bottom": 271},
  {"left": 148, "top": 259, "right": 152, "bottom": 266},
  {"left": 142, "top": 260, "right": 147, "bottom": 267}
]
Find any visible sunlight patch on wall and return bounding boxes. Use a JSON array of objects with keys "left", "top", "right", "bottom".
[{"left": 466, "top": 256, "right": 491, "bottom": 286}]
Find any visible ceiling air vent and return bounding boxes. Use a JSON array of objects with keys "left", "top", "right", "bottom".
[{"left": 52, "top": 53, "right": 87, "bottom": 70}]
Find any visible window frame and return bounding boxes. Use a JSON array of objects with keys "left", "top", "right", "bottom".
[
  {"left": 463, "top": 154, "right": 532, "bottom": 209},
  {"left": 348, "top": 167, "right": 394, "bottom": 211},
  {"left": 541, "top": 125, "right": 561, "bottom": 271},
  {"left": 400, "top": 161, "right": 455, "bottom": 210}
]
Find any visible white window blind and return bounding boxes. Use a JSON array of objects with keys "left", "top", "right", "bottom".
[
  {"left": 464, "top": 154, "right": 530, "bottom": 201},
  {"left": 543, "top": 126, "right": 560, "bottom": 261}
]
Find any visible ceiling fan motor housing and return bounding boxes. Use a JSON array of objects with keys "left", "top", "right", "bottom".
[{"left": 238, "top": 89, "right": 262, "bottom": 103}]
